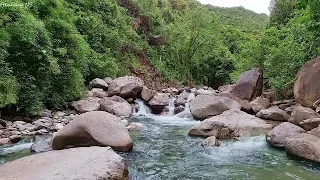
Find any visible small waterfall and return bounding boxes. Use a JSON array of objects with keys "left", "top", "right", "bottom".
[
  {"left": 175, "top": 93, "right": 195, "bottom": 118},
  {"left": 166, "top": 98, "right": 176, "bottom": 116},
  {"left": 134, "top": 99, "right": 151, "bottom": 116}
]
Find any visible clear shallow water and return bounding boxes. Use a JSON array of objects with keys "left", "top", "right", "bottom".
[{"left": 121, "top": 116, "right": 320, "bottom": 180}]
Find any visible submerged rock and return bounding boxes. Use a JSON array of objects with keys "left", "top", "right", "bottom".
[
  {"left": 108, "top": 76, "right": 144, "bottom": 98},
  {"left": 52, "top": 111, "right": 133, "bottom": 152},
  {"left": 189, "top": 110, "right": 272, "bottom": 139},
  {"left": 0, "top": 146, "right": 129, "bottom": 180},
  {"left": 256, "top": 106, "right": 290, "bottom": 121},
  {"left": 189, "top": 95, "right": 241, "bottom": 120},
  {"left": 127, "top": 122, "right": 144, "bottom": 131},
  {"left": 285, "top": 133, "right": 320, "bottom": 162},
  {"left": 266, "top": 122, "right": 306, "bottom": 148},
  {"left": 202, "top": 136, "right": 220, "bottom": 147}
]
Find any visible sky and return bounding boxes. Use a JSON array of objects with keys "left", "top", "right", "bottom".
[{"left": 198, "top": 0, "right": 270, "bottom": 14}]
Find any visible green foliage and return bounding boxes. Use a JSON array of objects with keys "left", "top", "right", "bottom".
[
  {"left": 269, "top": 0, "right": 296, "bottom": 27},
  {"left": 208, "top": 6, "right": 269, "bottom": 35}
]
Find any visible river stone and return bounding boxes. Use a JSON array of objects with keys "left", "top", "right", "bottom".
[
  {"left": 175, "top": 91, "right": 189, "bottom": 106},
  {"left": 229, "top": 68, "right": 263, "bottom": 101},
  {"left": 88, "top": 88, "right": 108, "bottom": 98},
  {"left": 162, "top": 88, "right": 179, "bottom": 96},
  {"left": 72, "top": 97, "right": 101, "bottom": 113},
  {"left": 52, "top": 111, "right": 133, "bottom": 152},
  {"left": 99, "top": 96, "right": 132, "bottom": 117},
  {"left": 189, "top": 95, "right": 241, "bottom": 120},
  {"left": 195, "top": 89, "right": 216, "bottom": 96},
  {"left": 308, "top": 126, "right": 320, "bottom": 138},
  {"left": 250, "top": 97, "right": 271, "bottom": 113},
  {"left": 289, "top": 106, "right": 319, "bottom": 125},
  {"left": 127, "top": 122, "right": 144, "bottom": 131},
  {"left": 256, "top": 106, "right": 290, "bottom": 121},
  {"left": 202, "top": 136, "right": 220, "bottom": 147},
  {"left": 299, "top": 118, "right": 320, "bottom": 131},
  {"left": 285, "top": 133, "right": 320, "bottom": 162},
  {"left": 0, "top": 138, "right": 11, "bottom": 145},
  {"left": 89, "top": 78, "right": 108, "bottom": 90},
  {"left": 0, "top": 146, "right": 129, "bottom": 180},
  {"left": 266, "top": 122, "right": 306, "bottom": 148},
  {"left": 148, "top": 93, "right": 171, "bottom": 114},
  {"left": 103, "top": 77, "right": 113, "bottom": 84},
  {"left": 189, "top": 110, "right": 272, "bottom": 138},
  {"left": 141, "top": 86, "right": 156, "bottom": 102},
  {"left": 108, "top": 76, "right": 144, "bottom": 98},
  {"left": 294, "top": 57, "right": 320, "bottom": 108}
]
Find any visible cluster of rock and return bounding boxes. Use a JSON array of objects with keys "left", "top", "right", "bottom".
[
  {"left": 0, "top": 111, "right": 76, "bottom": 146},
  {"left": 265, "top": 57, "right": 320, "bottom": 162}
]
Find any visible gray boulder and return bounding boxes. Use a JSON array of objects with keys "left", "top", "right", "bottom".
[
  {"left": 99, "top": 96, "right": 132, "bottom": 117},
  {"left": 250, "top": 97, "right": 271, "bottom": 113},
  {"left": 141, "top": 86, "right": 156, "bottom": 102},
  {"left": 148, "top": 93, "right": 171, "bottom": 114},
  {"left": 0, "top": 146, "right": 129, "bottom": 180},
  {"left": 72, "top": 97, "right": 101, "bottom": 113},
  {"left": 52, "top": 111, "right": 133, "bottom": 152},
  {"left": 189, "top": 110, "right": 272, "bottom": 138},
  {"left": 189, "top": 95, "right": 241, "bottom": 120},
  {"left": 266, "top": 122, "right": 306, "bottom": 148},
  {"left": 89, "top": 78, "right": 109, "bottom": 90},
  {"left": 289, "top": 106, "right": 319, "bottom": 125},
  {"left": 108, "top": 76, "right": 144, "bottom": 98},
  {"left": 285, "top": 133, "right": 320, "bottom": 162},
  {"left": 256, "top": 106, "right": 290, "bottom": 121}
]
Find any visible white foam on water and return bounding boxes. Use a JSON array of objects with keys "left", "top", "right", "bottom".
[{"left": 134, "top": 99, "right": 152, "bottom": 116}]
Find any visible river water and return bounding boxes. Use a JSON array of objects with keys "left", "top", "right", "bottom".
[
  {"left": 122, "top": 115, "right": 320, "bottom": 180},
  {"left": 1, "top": 111, "right": 320, "bottom": 179}
]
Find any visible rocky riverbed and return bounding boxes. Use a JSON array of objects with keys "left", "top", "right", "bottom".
[{"left": 1, "top": 57, "right": 320, "bottom": 179}]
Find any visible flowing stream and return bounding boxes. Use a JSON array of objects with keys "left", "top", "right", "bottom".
[{"left": 1, "top": 101, "right": 320, "bottom": 179}]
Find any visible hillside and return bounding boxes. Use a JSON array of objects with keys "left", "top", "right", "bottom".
[{"left": 208, "top": 6, "right": 269, "bottom": 35}]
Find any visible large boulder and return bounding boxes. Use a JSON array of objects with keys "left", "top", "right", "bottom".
[
  {"left": 189, "top": 95, "right": 241, "bottom": 120},
  {"left": 285, "top": 133, "right": 320, "bottom": 162},
  {"left": 266, "top": 122, "right": 306, "bottom": 148},
  {"left": 189, "top": 110, "right": 272, "bottom": 138},
  {"left": 250, "top": 97, "right": 271, "bottom": 113},
  {"left": 294, "top": 57, "right": 320, "bottom": 108},
  {"left": 141, "top": 86, "right": 156, "bottom": 102},
  {"left": 89, "top": 78, "right": 109, "bottom": 91},
  {"left": 72, "top": 97, "right": 101, "bottom": 113},
  {"left": 256, "top": 106, "right": 290, "bottom": 121},
  {"left": 0, "top": 147, "right": 129, "bottom": 180},
  {"left": 148, "top": 93, "right": 170, "bottom": 114},
  {"left": 52, "top": 111, "right": 133, "bottom": 152},
  {"left": 99, "top": 96, "right": 132, "bottom": 117},
  {"left": 299, "top": 118, "right": 320, "bottom": 131},
  {"left": 288, "top": 106, "right": 319, "bottom": 125},
  {"left": 108, "top": 76, "right": 144, "bottom": 98},
  {"left": 229, "top": 68, "right": 263, "bottom": 101}
]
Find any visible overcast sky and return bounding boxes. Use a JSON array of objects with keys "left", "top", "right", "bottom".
[{"left": 198, "top": 0, "right": 270, "bottom": 14}]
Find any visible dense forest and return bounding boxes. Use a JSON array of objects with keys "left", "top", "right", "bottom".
[{"left": 0, "top": 0, "right": 319, "bottom": 115}]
